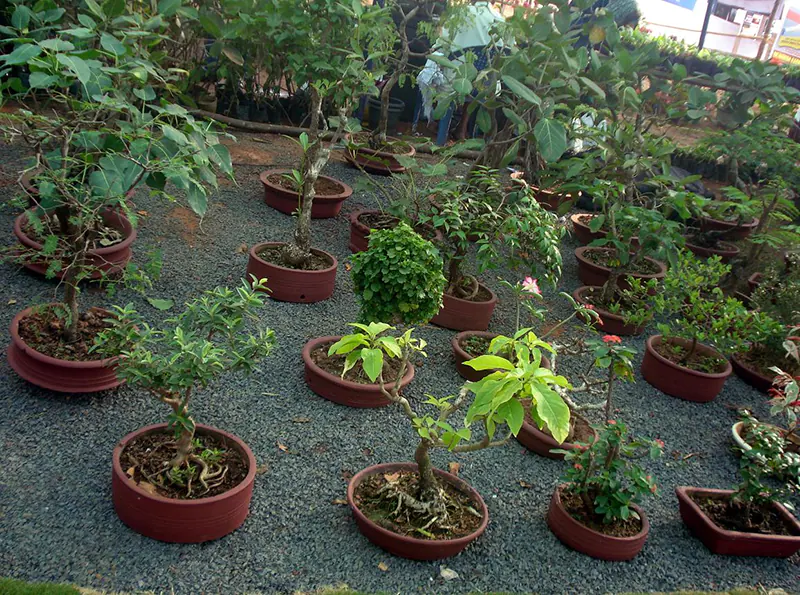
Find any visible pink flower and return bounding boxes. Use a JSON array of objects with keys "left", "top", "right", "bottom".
[
  {"left": 522, "top": 276, "right": 541, "bottom": 296},
  {"left": 602, "top": 335, "right": 622, "bottom": 344},
  {"left": 608, "top": 419, "right": 617, "bottom": 425},
  {"left": 573, "top": 463, "right": 583, "bottom": 470},
  {"left": 510, "top": 171, "right": 525, "bottom": 179},
  {"left": 650, "top": 484, "right": 657, "bottom": 494},
  {"left": 655, "top": 439, "right": 664, "bottom": 448}
]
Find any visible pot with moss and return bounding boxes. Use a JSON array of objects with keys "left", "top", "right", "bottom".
[
  {"left": 260, "top": 169, "right": 352, "bottom": 219},
  {"left": 97, "top": 279, "right": 276, "bottom": 543}
]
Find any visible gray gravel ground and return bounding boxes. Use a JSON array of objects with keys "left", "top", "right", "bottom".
[{"left": 0, "top": 133, "right": 797, "bottom": 595}]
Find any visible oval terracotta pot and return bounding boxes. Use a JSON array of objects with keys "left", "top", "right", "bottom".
[
  {"left": 112, "top": 423, "right": 256, "bottom": 543},
  {"left": 430, "top": 284, "right": 498, "bottom": 332},
  {"left": 685, "top": 239, "right": 740, "bottom": 263},
  {"left": 534, "top": 187, "right": 575, "bottom": 213},
  {"left": 675, "top": 486, "right": 800, "bottom": 557},
  {"left": 347, "top": 462, "right": 488, "bottom": 560},
  {"left": 451, "top": 331, "right": 499, "bottom": 382},
  {"left": 7, "top": 305, "right": 122, "bottom": 393},
  {"left": 246, "top": 242, "right": 337, "bottom": 303},
  {"left": 14, "top": 208, "right": 136, "bottom": 279},
  {"left": 730, "top": 352, "right": 773, "bottom": 393},
  {"left": 574, "top": 247, "right": 666, "bottom": 291},
  {"left": 259, "top": 170, "right": 352, "bottom": 219},
  {"left": 572, "top": 286, "right": 648, "bottom": 336},
  {"left": 348, "top": 210, "right": 443, "bottom": 254},
  {"left": 641, "top": 335, "right": 732, "bottom": 403},
  {"left": 747, "top": 272, "right": 763, "bottom": 295},
  {"left": 570, "top": 213, "right": 605, "bottom": 246},
  {"left": 516, "top": 416, "right": 597, "bottom": 460},
  {"left": 345, "top": 139, "right": 415, "bottom": 175},
  {"left": 547, "top": 484, "right": 650, "bottom": 561},
  {"left": 700, "top": 216, "right": 758, "bottom": 241},
  {"left": 302, "top": 336, "right": 414, "bottom": 407}
]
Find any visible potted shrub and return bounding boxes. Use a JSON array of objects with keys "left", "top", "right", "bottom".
[
  {"left": 697, "top": 186, "right": 760, "bottom": 241},
  {"left": 347, "top": 326, "right": 571, "bottom": 559},
  {"left": 1, "top": 1, "right": 231, "bottom": 393},
  {"left": 94, "top": 278, "right": 276, "bottom": 543},
  {"left": 350, "top": 222, "right": 446, "bottom": 325},
  {"left": 303, "top": 322, "right": 416, "bottom": 408},
  {"left": 548, "top": 421, "right": 663, "bottom": 561},
  {"left": 641, "top": 253, "right": 759, "bottom": 402},
  {"left": 677, "top": 411, "right": 800, "bottom": 557},
  {"left": 245, "top": 0, "right": 393, "bottom": 302}
]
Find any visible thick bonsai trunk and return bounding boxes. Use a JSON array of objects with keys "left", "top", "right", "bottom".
[
  {"left": 170, "top": 425, "right": 195, "bottom": 468},
  {"left": 446, "top": 249, "right": 478, "bottom": 299},
  {"left": 414, "top": 439, "right": 442, "bottom": 504},
  {"left": 60, "top": 223, "right": 87, "bottom": 344}
]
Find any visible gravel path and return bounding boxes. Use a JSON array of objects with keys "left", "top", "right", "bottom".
[{"left": 0, "top": 133, "right": 797, "bottom": 595}]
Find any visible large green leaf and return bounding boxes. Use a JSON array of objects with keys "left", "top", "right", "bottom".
[
  {"left": 3, "top": 44, "right": 41, "bottom": 66},
  {"left": 502, "top": 75, "right": 541, "bottom": 106},
  {"left": 463, "top": 354, "right": 514, "bottom": 371},
  {"left": 56, "top": 53, "right": 91, "bottom": 83},
  {"left": 100, "top": 33, "right": 126, "bottom": 57},
  {"left": 533, "top": 385, "right": 570, "bottom": 444},
  {"left": 533, "top": 118, "right": 567, "bottom": 163},
  {"left": 361, "top": 348, "right": 383, "bottom": 383}
]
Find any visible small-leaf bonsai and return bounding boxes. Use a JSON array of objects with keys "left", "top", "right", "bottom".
[{"left": 94, "top": 278, "right": 275, "bottom": 499}]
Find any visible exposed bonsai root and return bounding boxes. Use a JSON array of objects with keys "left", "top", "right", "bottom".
[
  {"left": 450, "top": 275, "right": 479, "bottom": 300},
  {"left": 280, "top": 243, "right": 311, "bottom": 269},
  {"left": 188, "top": 454, "right": 227, "bottom": 496}
]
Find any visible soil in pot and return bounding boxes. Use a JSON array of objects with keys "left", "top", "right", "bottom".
[
  {"left": 654, "top": 340, "right": 728, "bottom": 374},
  {"left": 254, "top": 244, "right": 333, "bottom": 272},
  {"left": 353, "top": 469, "right": 482, "bottom": 540},
  {"left": 685, "top": 236, "right": 739, "bottom": 262},
  {"left": 18, "top": 305, "right": 110, "bottom": 361},
  {"left": 310, "top": 340, "right": 405, "bottom": 385},
  {"left": 348, "top": 132, "right": 413, "bottom": 155},
  {"left": 561, "top": 487, "right": 643, "bottom": 538},
  {"left": 458, "top": 334, "right": 495, "bottom": 358},
  {"left": 358, "top": 212, "right": 439, "bottom": 241},
  {"left": 691, "top": 492, "right": 795, "bottom": 536},
  {"left": 582, "top": 248, "right": 662, "bottom": 276},
  {"left": 120, "top": 430, "right": 248, "bottom": 500},
  {"left": 573, "top": 286, "right": 648, "bottom": 336},
  {"left": 265, "top": 173, "right": 344, "bottom": 196}
]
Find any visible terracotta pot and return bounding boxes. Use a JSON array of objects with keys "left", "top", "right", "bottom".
[
  {"left": 676, "top": 486, "right": 800, "bottom": 557},
  {"left": 730, "top": 352, "right": 773, "bottom": 393},
  {"left": 747, "top": 272, "right": 763, "bottom": 295},
  {"left": 347, "top": 462, "right": 488, "bottom": 560},
  {"left": 7, "top": 305, "right": 122, "bottom": 393},
  {"left": 451, "top": 331, "right": 499, "bottom": 381},
  {"left": 302, "top": 336, "right": 414, "bottom": 407},
  {"left": 534, "top": 187, "right": 575, "bottom": 213},
  {"left": 547, "top": 484, "right": 650, "bottom": 561},
  {"left": 345, "top": 139, "right": 415, "bottom": 175},
  {"left": 570, "top": 213, "right": 605, "bottom": 245},
  {"left": 112, "top": 423, "right": 256, "bottom": 543},
  {"left": 259, "top": 170, "right": 352, "bottom": 219},
  {"left": 516, "top": 415, "right": 597, "bottom": 460},
  {"left": 685, "top": 239, "right": 740, "bottom": 263},
  {"left": 430, "top": 284, "right": 498, "bottom": 331},
  {"left": 574, "top": 247, "right": 666, "bottom": 291},
  {"left": 700, "top": 216, "right": 758, "bottom": 241},
  {"left": 572, "top": 286, "right": 648, "bottom": 336},
  {"left": 641, "top": 335, "right": 732, "bottom": 402},
  {"left": 14, "top": 208, "right": 136, "bottom": 279},
  {"left": 246, "top": 242, "right": 337, "bottom": 303},
  {"left": 348, "top": 209, "right": 442, "bottom": 254}
]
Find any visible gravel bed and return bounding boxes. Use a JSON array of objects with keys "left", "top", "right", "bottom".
[{"left": 0, "top": 134, "right": 797, "bottom": 595}]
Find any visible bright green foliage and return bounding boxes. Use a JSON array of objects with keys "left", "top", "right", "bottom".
[
  {"left": 0, "top": 577, "right": 79, "bottom": 595},
  {"left": 465, "top": 328, "right": 571, "bottom": 443},
  {"left": 588, "top": 336, "right": 636, "bottom": 384},
  {"left": 351, "top": 222, "right": 445, "bottom": 325},
  {"left": 327, "top": 322, "right": 421, "bottom": 384},
  {"left": 556, "top": 421, "right": 663, "bottom": 524}
]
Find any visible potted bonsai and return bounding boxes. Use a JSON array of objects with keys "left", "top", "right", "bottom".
[
  {"left": 641, "top": 253, "right": 760, "bottom": 402},
  {"left": 95, "top": 278, "right": 276, "bottom": 543},
  {"left": 684, "top": 188, "right": 759, "bottom": 263},
  {"left": 677, "top": 411, "right": 800, "bottom": 557},
  {"left": 346, "top": 326, "right": 571, "bottom": 559},
  {"left": 1, "top": 1, "right": 232, "bottom": 393},
  {"left": 246, "top": 0, "right": 393, "bottom": 302},
  {"left": 548, "top": 420, "right": 663, "bottom": 561}
]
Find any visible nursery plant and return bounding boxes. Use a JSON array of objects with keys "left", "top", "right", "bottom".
[
  {"left": 351, "top": 222, "right": 445, "bottom": 325},
  {"left": 548, "top": 420, "right": 663, "bottom": 561},
  {"left": 0, "top": 0, "right": 232, "bottom": 391}
]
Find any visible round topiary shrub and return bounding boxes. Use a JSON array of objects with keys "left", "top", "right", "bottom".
[{"left": 351, "top": 221, "right": 445, "bottom": 324}]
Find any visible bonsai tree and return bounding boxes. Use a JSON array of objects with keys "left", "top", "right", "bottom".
[
  {"left": 351, "top": 222, "right": 445, "bottom": 325},
  {"left": 94, "top": 278, "right": 275, "bottom": 497},
  {"left": 555, "top": 420, "right": 663, "bottom": 525},
  {"left": 0, "top": 1, "right": 231, "bottom": 346}
]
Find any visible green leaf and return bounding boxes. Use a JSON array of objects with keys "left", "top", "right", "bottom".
[
  {"left": 361, "top": 348, "right": 383, "bottom": 383},
  {"left": 147, "top": 297, "right": 174, "bottom": 311},
  {"left": 221, "top": 45, "right": 244, "bottom": 66},
  {"left": 502, "top": 75, "right": 541, "bottom": 106},
  {"left": 56, "top": 53, "right": 91, "bottom": 83},
  {"left": 533, "top": 118, "right": 567, "bottom": 163},
  {"left": 39, "top": 39, "right": 75, "bottom": 52},
  {"left": 85, "top": 0, "right": 105, "bottom": 18},
  {"left": 103, "top": 0, "right": 126, "bottom": 18},
  {"left": 3, "top": 44, "right": 41, "bottom": 66},
  {"left": 158, "top": 0, "right": 182, "bottom": 17},
  {"left": 186, "top": 179, "right": 208, "bottom": 217},
  {"left": 578, "top": 77, "right": 605, "bottom": 99},
  {"left": 100, "top": 32, "right": 126, "bottom": 57},
  {"left": 464, "top": 355, "right": 514, "bottom": 371},
  {"left": 534, "top": 386, "right": 570, "bottom": 444},
  {"left": 11, "top": 5, "right": 32, "bottom": 30},
  {"left": 28, "top": 72, "right": 59, "bottom": 89},
  {"left": 505, "top": 398, "right": 525, "bottom": 436}
]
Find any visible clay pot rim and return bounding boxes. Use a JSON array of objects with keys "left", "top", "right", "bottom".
[
  {"left": 684, "top": 238, "right": 740, "bottom": 256},
  {"left": 574, "top": 246, "right": 667, "bottom": 280},
  {"left": 747, "top": 272, "right": 763, "bottom": 285},
  {"left": 675, "top": 486, "right": 800, "bottom": 540},
  {"left": 347, "top": 462, "right": 488, "bottom": 548},
  {"left": 730, "top": 351, "right": 773, "bottom": 385},
  {"left": 113, "top": 422, "right": 256, "bottom": 505},
  {"left": 259, "top": 169, "right": 352, "bottom": 201},
  {"left": 645, "top": 335, "right": 732, "bottom": 379},
  {"left": 570, "top": 213, "right": 596, "bottom": 226},
  {"left": 451, "top": 330, "right": 499, "bottom": 362},
  {"left": 302, "top": 335, "right": 415, "bottom": 391},
  {"left": 552, "top": 483, "right": 649, "bottom": 543},
  {"left": 443, "top": 282, "right": 498, "bottom": 306},
  {"left": 349, "top": 209, "right": 440, "bottom": 241},
  {"left": 572, "top": 286, "right": 651, "bottom": 326},
  {"left": 248, "top": 242, "right": 338, "bottom": 274},
  {"left": 346, "top": 135, "right": 416, "bottom": 159},
  {"left": 701, "top": 215, "right": 759, "bottom": 229},
  {"left": 10, "top": 305, "right": 119, "bottom": 369},
  {"left": 14, "top": 208, "right": 137, "bottom": 256}
]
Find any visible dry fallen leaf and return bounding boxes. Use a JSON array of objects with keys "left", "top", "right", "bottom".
[
  {"left": 518, "top": 480, "right": 533, "bottom": 489},
  {"left": 137, "top": 481, "right": 159, "bottom": 495},
  {"left": 256, "top": 464, "right": 269, "bottom": 475},
  {"left": 7, "top": 299, "right": 16, "bottom": 305},
  {"left": 291, "top": 416, "right": 311, "bottom": 423},
  {"left": 277, "top": 441, "right": 289, "bottom": 453},
  {"left": 383, "top": 472, "right": 400, "bottom": 483},
  {"left": 345, "top": 262, "right": 352, "bottom": 271},
  {"left": 377, "top": 562, "right": 389, "bottom": 572},
  {"left": 125, "top": 466, "right": 135, "bottom": 478},
  {"left": 331, "top": 498, "right": 348, "bottom": 505},
  {"left": 440, "top": 567, "right": 459, "bottom": 581},
  {"left": 137, "top": 210, "right": 148, "bottom": 216},
  {"left": 235, "top": 243, "right": 248, "bottom": 254},
  {"left": 448, "top": 462, "right": 460, "bottom": 476}
]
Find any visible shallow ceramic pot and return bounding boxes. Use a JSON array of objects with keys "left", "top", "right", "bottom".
[
  {"left": 574, "top": 247, "right": 666, "bottom": 291},
  {"left": 260, "top": 169, "right": 352, "bottom": 219},
  {"left": 700, "top": 216, "right": 758, "bottom": 241},
  {"left": 572, "top": 286, "right": 648, "bottom": 336},
  {"left": 730, "top": 352, "right": 773, "bottom": 393},
  {"left": 516, "top": 417, "right": 597, "bottom": 460},
  {"left": 348, "top": 209, "right": 443, "bottom": 254},
  {"left": 570, "top": 213, "right": 605, "bottom": 246},
  {"left": 685, "top": 239, "right": 740, "bottom": 264},
  {"left": 345, "top": 139, "right": 415, "bottom": 175},
  {"left": 430, "top": 284, "right": 498, "bottom": 332},
  {"left": 246, "top": 242, "right": 337, "bottom": 303}
]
